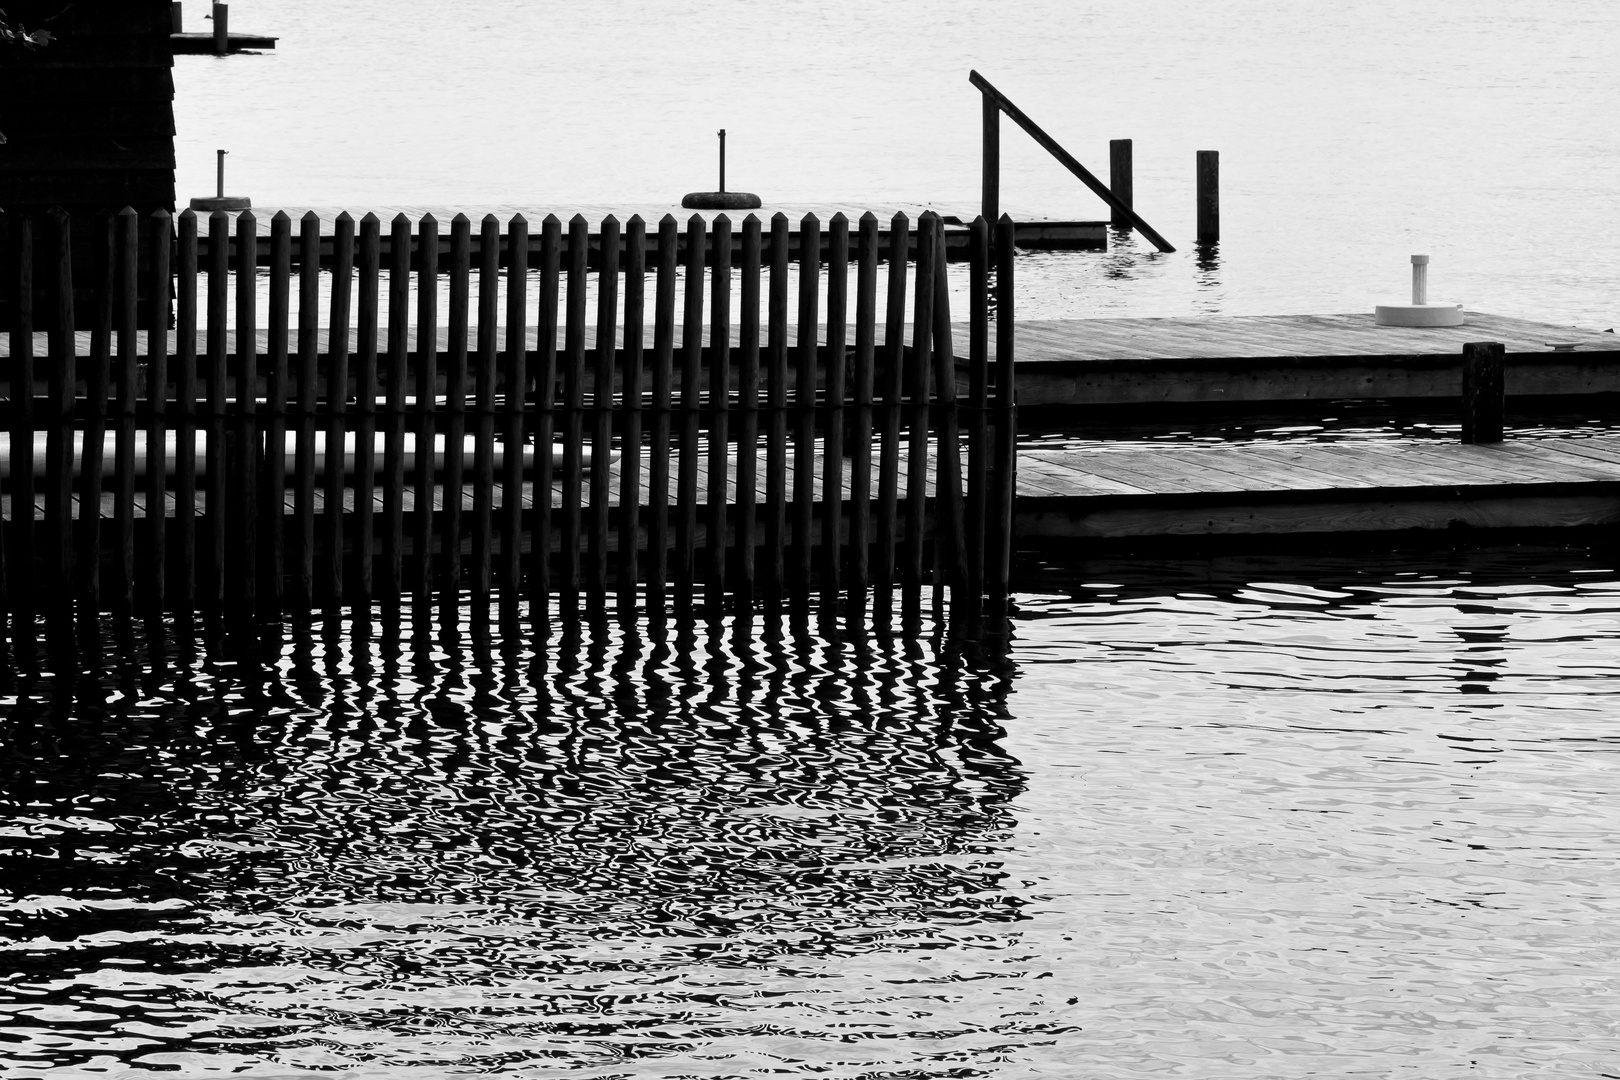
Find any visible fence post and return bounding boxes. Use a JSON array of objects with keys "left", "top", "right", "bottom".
[
  {"left": 7, "top": 216, "right": 36, "bottom": 619},
  {"left": 146, "top": 211, "right": 172, "bottom": 614},
  {"left": 1461, "top": 341, "right": 1505, "bottom": 444},
  {"left": 1197, "top": 150, "right": 1220, "bottom": 244},
  {"left": 990, "top": 214, "right": 1016, "bottom": 609},
  {"left": 1109, "top": 139, "right": 1133, "bottom": 228},
  {"left": 982, "top": 94, "right": 1000, "bottom": 231},
  {"left": 44, "top": 208, "right": 76, "bottom": 626}
]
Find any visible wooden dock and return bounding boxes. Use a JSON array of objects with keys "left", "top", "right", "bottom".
[
  {"left": 171, "top": 31, "right": 276, "bottom": 53},
  {"left": 1018, "top": 437, "right": 1620, "bottom": 542},
  {"left": 1011, "top": 313, "right": 1620, "bottom": 409}
]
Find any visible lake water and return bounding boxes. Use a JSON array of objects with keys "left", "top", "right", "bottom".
[
  {"left": 4, "top": 547, "right": 1620, "bottom": 1077},
  {"left": 7, "top": 5, "right": 1620, "bottom": 1076},
  {"left": 171, "top": 0, "right": 1620, "bottom": 328}
]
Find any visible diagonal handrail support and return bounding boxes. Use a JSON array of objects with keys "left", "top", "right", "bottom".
[{"left": 970, "top": 69, "right": 1176, "bottom": 253}]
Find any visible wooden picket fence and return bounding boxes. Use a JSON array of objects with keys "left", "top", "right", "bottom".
[{"left": 0, "top": 207, "right": 1016, "bottom": 632}]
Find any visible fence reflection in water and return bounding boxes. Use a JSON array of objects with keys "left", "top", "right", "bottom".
[
  {"left": 0, "top": 207, "right": 1019, "bottom": 647},
  {"left": 0, "top": 598, "right": 1024, "bottom": 1074}
]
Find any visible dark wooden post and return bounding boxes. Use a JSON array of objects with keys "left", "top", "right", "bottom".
[
  {"left": 982, "top": 94, "right": 1001, "bottom": 231},
  {"left": 1196, "top": 150, "right": 1219, "bottom": 245},
  {"left": 1109, "top": 139, "right": 1133, "bottom": 228},
  {"left": 212, "top": 2, "right": 228, "bottom": 55},
  {"left": 1461, "top": 341, "right": 1505, "bottom": 444}
]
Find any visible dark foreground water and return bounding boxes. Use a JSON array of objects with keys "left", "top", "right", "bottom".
[{"left": 4, "top": 545, "right": 1620, "bottom": 1078}]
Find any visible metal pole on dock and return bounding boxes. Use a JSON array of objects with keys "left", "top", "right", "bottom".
[
  {"left": 1109, "top": 139, "right": 1133, "bottom": 228},
  {"left": 1196, "top": 150, "right": 1219, "bottom": 244},
  {"left": 718, "top": 129, "right": 726, "bottom": 193}
]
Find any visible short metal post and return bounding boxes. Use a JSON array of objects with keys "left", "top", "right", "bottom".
[
  {"left": 216, "top": 149, "right": 227, "bottom": 199},
  {"left": 718, "top": 128, "right": 726, "bottom": 194},
  {"left": 1411, "top": 254, "right": 1429, "bottom": 304}
]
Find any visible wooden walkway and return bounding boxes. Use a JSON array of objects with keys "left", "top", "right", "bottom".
[
  {"left": 1019, "top": 437, "right": 1620, "bottom": 540},
  {"left": 1011, "top": 313, "right": 1620, "bottom": 407},
  {"left": 10, "top": 313, "right": 1613, "bottom": 408},
  {"left": 13, "top": 436, "right": 1620, "bottom": 549}
]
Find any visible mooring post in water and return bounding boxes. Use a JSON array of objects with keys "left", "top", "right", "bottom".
[
  {"left": 1197, "top": 150, "right": 1219, "bottom": 244},
  {"left": 1461, "top": 341, "right": 1505, "bottom": 444},
  {"left": 1109, "top": 139, "right": 1133, "bottom": 228},
  {"left": 172, "top": 1, "right": 183, "bottom": 32}
]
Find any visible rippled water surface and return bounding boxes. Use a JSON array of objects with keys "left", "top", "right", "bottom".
[{"left": 4, "top": 546, "right": 1620, "bottom": 1077}]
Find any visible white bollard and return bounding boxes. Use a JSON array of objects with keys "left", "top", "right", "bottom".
[{"left": 1375, "top": 253, "right": 1461, "bottom": 327}]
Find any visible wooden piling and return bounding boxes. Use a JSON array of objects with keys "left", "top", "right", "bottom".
[
  {"left": 1461, "top": 341, "right": 1505, "bottom": 445},
  {"left": 1197, "top": 150, "right": 1219, "bottom": 245},
  {"left": 472, "top": 214, "right": 500, "bottom": 600},
  {"left": 707, "top": 214, "right": 734, "bottom": 596},
  {"left": 263, "top": 211, "right": 290, "bottom": 613},
  {"left": 323, "top": 212, "right": 355, "bottom": 609},
  {"left": 501, "top": 214, "right": 530, "bottom": 597},
  {"left": 294, "top": 211, "right": 321, "bottom": 607},
  {"left": 1109, "top": 139, "right": 1133, "bottom": 228},
  {"left": 354, "top": 213, "right": 381, "bottom": 602}
]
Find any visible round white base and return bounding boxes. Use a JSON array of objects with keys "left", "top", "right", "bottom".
[{"left": 1375, "top": 302, "right": 1464, "bottom": 327}]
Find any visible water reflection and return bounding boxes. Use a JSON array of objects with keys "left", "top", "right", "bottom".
[
  {"left": 1, "top": 600, "right": 1026, "bottom": 1075},
  {"left": 7, "top": 547, "right": 1620, "bottom": 1076}
]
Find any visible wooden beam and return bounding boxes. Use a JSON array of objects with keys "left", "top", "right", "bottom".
[{"left": 969, "top": 70, "right": 1175, "bottom": 252}]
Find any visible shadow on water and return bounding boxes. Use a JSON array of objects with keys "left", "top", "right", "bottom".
[{"left": 0, "top": 597, "right": 1027, "bottom": 1075}]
